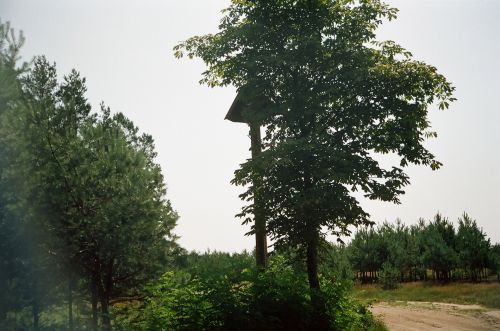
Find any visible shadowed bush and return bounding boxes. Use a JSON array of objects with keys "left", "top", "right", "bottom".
[{"left": 114, "top": 255, "right": 384, "bottom": 331}]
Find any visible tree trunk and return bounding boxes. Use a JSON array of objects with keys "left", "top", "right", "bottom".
[
  {"left": 306, "top": 237, "right": 331, "bottom": 331},
  {"left": 91, "top": 276, "right": 99, "bottom": 331},
  {"left": 98, "top": 276, "right": 112, "bottom": 331},
  {"left": 32, "top": 297, "right": 39, "bottom": 331},
  {"left": 249, "top": 121, "right": 267, "bottom": 270},
  {"left": 68, "top": 276, "right": 74, "bottom": 331},
  {"left": 31, "top": 275, "right": 40, "bottom": 331},
  {"left": 99, "top": 259, "right": 114, "bottom": 331},
  {"left": 306, "top": 239, "right": 320, "bottom": 290},
  {"left": 100, "top": 294, "right": 111, "bottom": 331}
]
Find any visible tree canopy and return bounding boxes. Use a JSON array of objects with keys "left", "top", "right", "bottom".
[
  {"left": 348, "top": 213, "right": 495, "bottom": 284},
  {"left": 0, "top": 22, "right": 179, "bottom": 329},
  {"left": 176, "top": 0, "right": 454, "bottom": 289},
  {"left": 176, "top": 2, "right": 455, "bottom": 328}
]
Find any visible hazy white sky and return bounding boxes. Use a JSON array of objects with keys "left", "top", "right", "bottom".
[{"left": 1, "top": 0, "right": 499, "bottom": 251}]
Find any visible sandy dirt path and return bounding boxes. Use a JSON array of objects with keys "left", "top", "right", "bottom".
[{"left": 371, "top": 301, "right": 500, "bottom": 331}]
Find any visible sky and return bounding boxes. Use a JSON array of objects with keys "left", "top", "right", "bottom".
[{"left": 1, "top": 0, "right": 499, "bottom": 251}]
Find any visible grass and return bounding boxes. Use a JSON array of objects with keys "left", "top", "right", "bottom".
[{"left": 354, "top": 281, "right": 500, "bottom": 309}]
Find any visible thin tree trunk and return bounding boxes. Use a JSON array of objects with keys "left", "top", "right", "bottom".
[
  {"left": 306, "top": 239, "right": 320, "bottom": 290},
  {"left": 98, "top": 275, "right": 111, "bottom": 331},
  {"left": 33, "top": 297, "right": 39, "bottom": 331},
  {"left": 100, "top": 295, "right": 111, "bottom": 331},
  {"left": 99, "top": 259, "right": 114, "bottom": 331},
  {"left": 68, "top": 275, "right": 74, "bottom": 331},
  {"left": 249, "top": 121, "right": 267, "bottom": 270},
  {"left": 31, "top": 275, "right": 40, "bottom": 331},
  {"left": 306, "top": 237, "right": 331, "bottom": 331},
  {"left": 91, "top": 276, "right": 99, "bottom": 331}
]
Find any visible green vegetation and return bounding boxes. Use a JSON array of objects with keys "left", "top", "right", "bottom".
[
  {"left": 354, "top": 282, "right": 500, "bottom": 310},
  {"left": 176, "top": 0, "right": 454, "bottom": 328},
  {"left": 378, "top": 263, "right": 400, "bottom": 290},
  {"left": 2, "top": 0, "right": 476, "bottom": 329},
  {"left": 115, "top": 254, "right": 385, "bottom": 331},
  {"left": 0, "top": 21, "right": 178, "bottom": 330},
  {"left": 348, "top": 214, "right": 499, "bottom": 283},
  {"left": 0, "top": 17, "right": 388, "bottom": 330}
]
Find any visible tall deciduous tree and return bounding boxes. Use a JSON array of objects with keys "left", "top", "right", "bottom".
[{"left": 176, "top": 1, "right": 454, "bottom": 328}]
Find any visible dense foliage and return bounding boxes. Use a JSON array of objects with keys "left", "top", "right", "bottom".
[
  {"left": 115, "top": 253, "right": 384, "bottom": 331},
  {"left": 0, "top": 21, "right": 178, "bottom": 330},
  {"left": 175, "top": 7, "right": 455, "bottom": 327},
  {"left": 0, "top": 0, "right": 493, "bottom": 328},
  {"left": 348, "top": 213, "right": 498, "bottom": 284},
  {"left": 0, "top": 18, "right": 386, "bottom": 331}
]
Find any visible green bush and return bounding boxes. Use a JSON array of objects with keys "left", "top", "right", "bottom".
[
  {"left": 114, "top": 271, "right": 220, "bottom": 331},
  {"left": 115, "top": 255, "right": 385, "bottom": 331}
]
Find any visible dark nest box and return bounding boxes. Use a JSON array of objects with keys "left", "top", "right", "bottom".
[{"left": 225, "top": 93, "right": 247, "bottom": 123}]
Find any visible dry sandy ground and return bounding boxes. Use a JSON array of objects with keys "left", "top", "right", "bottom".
[{"left": 371, "top": 301, "right": 500, "bottom": 331}]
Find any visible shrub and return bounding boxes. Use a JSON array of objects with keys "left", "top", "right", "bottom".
[
  {"left": 115, "top": 255, "right": 385, "bottom": 331},
  {"left": 114, "top": 272, "right": 220, "bottom": 331},
  {"left": 379, "top": 262, "right": 400, "bottom": 290}
]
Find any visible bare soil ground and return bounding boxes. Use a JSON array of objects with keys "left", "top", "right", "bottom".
[{"left": 371, "top": 301, "right": 500, "bottom": 331}]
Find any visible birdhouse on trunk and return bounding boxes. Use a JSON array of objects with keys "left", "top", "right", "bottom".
[
  {"left": 225, "top": 93, "right": 247, "bottom": 123},
  {"left": 225, "top": 93, "right": 267, "bottom": 269}
]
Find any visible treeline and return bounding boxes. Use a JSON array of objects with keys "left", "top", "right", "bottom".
[
  {"left": 0, "top": 21, "right": 179, "bottom": 330},
  {"left": 347, "top": 214, "right": 500, "bottom": 287}
]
